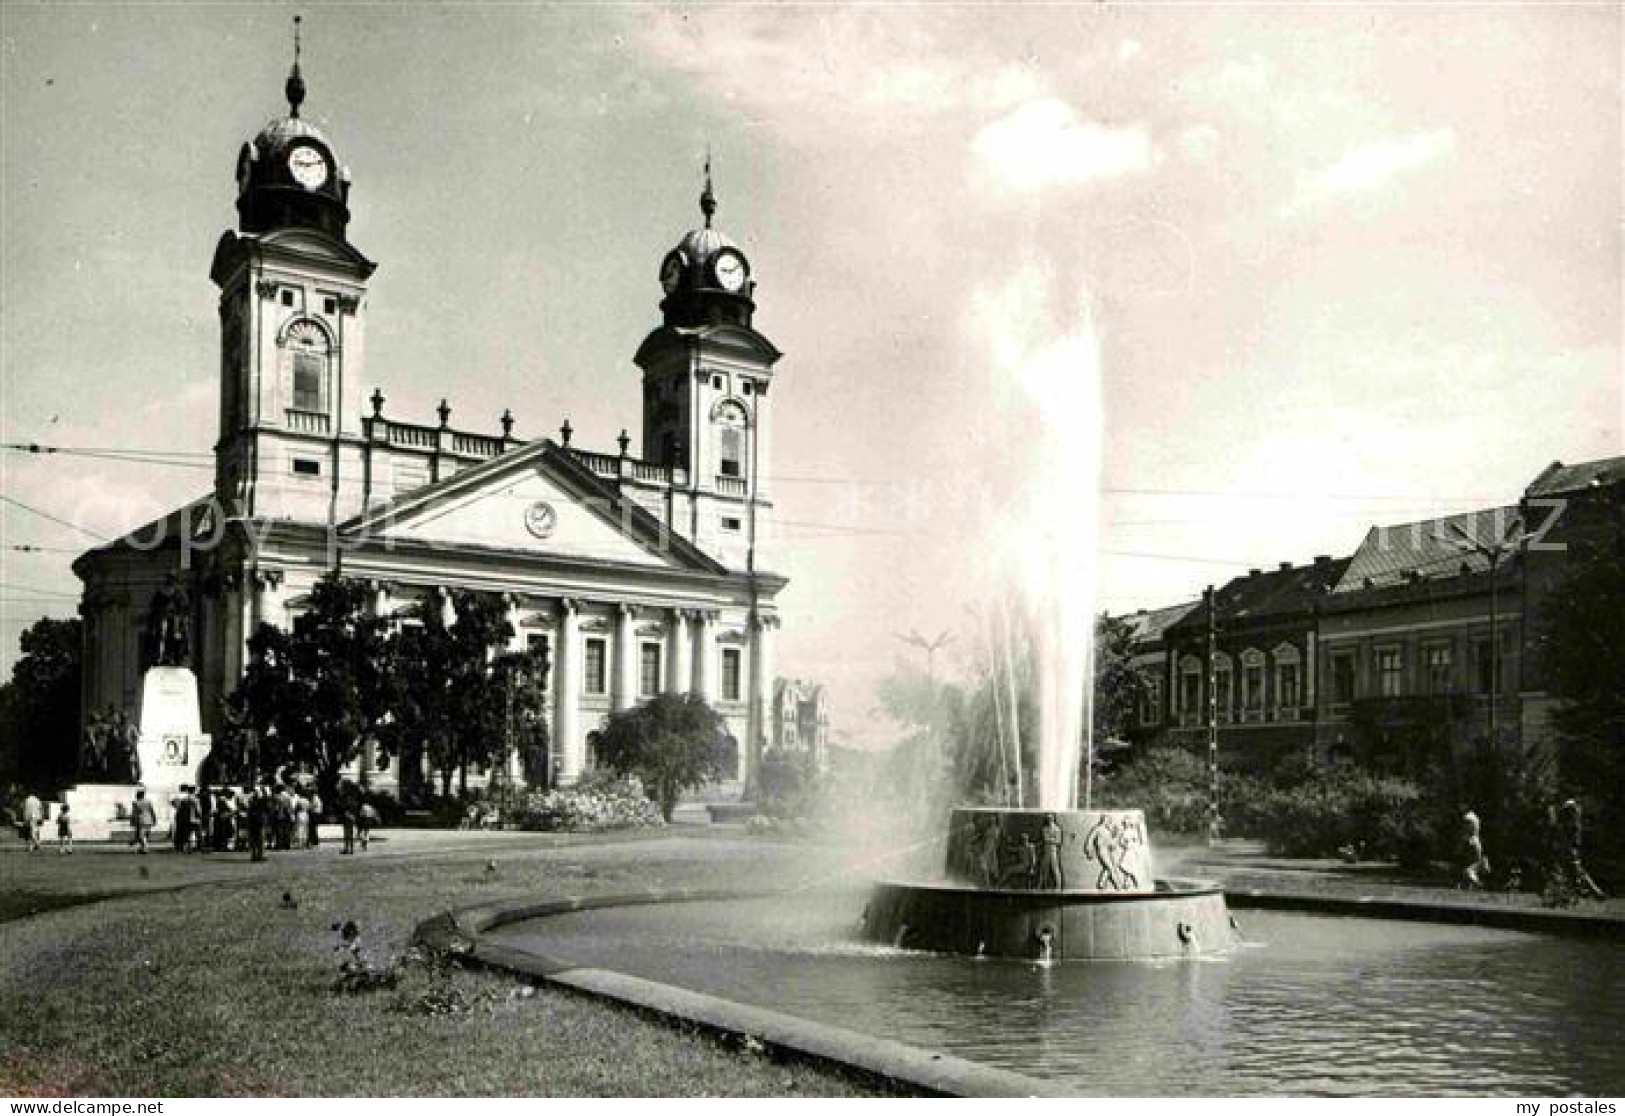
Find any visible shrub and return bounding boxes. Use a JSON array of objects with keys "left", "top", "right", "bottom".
[
  {"left": 1254, "top": 762, "right": 1428, "bottom": 863},
  {"left": 510, "top": 775, "right": 663, "bottom": 832}
]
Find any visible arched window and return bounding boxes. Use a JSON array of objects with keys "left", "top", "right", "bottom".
[
  {"left": 1240, "top": 648, "right": 1266, "bottom": 718},
  {"left": 284, "top": 319, "right": 330, "bottom": 413},
  {"left": 1273, "top": 643, "right": 1302, "bottom": 716},
  {"left": 714, "top": 401, "right": 748, "bottom": 479}
]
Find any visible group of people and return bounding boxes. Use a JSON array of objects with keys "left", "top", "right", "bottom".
[
  {"left": 19, "top": 793, "right": 72, "bottom": 854},
  {"left": 1460, "top": 798, "right": 1607, "bottom": 899},
  {"left": 121, "top": 781, "right": 378, "bottom": 858}
]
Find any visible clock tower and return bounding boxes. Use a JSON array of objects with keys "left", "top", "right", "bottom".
[
  {"left": 209, "top": 18, "right": 376, "bottom": 525},
  {"left": 636, "top": 166, "right": 782, "bottom": 571}
]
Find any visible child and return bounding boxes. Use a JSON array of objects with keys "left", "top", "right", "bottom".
[
  {"left": 56, "top": 804, "right": 73, "bottom": 854},
  {"left": 357, "top": 801, "right": 378, "bottom": 852}
]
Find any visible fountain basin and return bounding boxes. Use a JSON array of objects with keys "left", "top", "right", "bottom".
[
  {"left": 865, "top": 807, "right": 1240, "bottom": 959},
  {"left": 862, "top": 877, "right": 1236, "bottom": 960}
]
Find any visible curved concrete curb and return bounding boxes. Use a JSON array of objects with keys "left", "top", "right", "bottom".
[
  {"left": 1226, "top": 890, "right": 1625, "bottom": 939},
  {"left": 415, "top": 888, "right": 1065, "bottom": 1098}
]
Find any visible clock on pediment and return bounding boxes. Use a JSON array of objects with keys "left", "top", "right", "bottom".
[{"left": 524, "top": 500, "right": 558, "bottom": 540}]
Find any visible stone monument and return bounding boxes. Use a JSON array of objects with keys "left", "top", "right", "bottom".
[{"left": 62, "top": 573, "right": 212, "bottom": 839}]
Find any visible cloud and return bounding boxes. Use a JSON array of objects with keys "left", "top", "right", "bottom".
[
  {"left": 1286, "top": 129, "right": 1458, "bottom": 215},
  {"left": 972, "top": 99, "right": 1158, "bottom": 195}
]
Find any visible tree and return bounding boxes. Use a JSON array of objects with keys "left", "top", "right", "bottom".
[
  {"left": 0, "top": 617, "right": 82, "bottom": 792},
  {"left": 491, "top": 648, "right": 550, "bottom": 793},
  {"left": 1092, "top": 614, "right": 1147, "bottom": 748},
  {"left": 387, "top": 589, "right": 515, "bottom": 798},
  {"left": 1540, "top": 539, "right": 1625, "bottom": 871},
  {"left": 594, "top": 692, "right": 728, "bottom": 821},
  {"left": 231, "top": 576, "right": 396, "bottom": 802}
]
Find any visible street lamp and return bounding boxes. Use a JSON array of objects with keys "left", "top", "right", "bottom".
[{"left": 1445, "top": 515, "right": 1526, "bottom": 748}]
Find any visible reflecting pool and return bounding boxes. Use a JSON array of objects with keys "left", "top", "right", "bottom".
[{"left": 488, "top": 892, "right": 1625, "bottom": 1096}]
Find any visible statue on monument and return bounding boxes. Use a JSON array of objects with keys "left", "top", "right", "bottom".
[
  {"left": 145, "top": 572, "right": 192, "bottom": 669},
  {"left": 112, "top": 710, "right": 142, "bottom": 784},
  {"left": 79, "top": 709, "right": 107, "bottom": 778}
]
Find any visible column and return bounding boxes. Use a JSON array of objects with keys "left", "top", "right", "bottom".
[
  {"left": 669, "top": 608, "right": 692, "bottom": 694},
  {"left": 504, "top": 593, "right": 526, "bottom": 787},
  {"left": 555, "top": 599, "right": 582, "bottom": 784},
  {"left": 694, "top": 609, "right": 717, "bottom": 702},
  {"left": 745, "top": 612, "right": 777, "bottom": 794},
  {"left": 613, "top": 603, "right": 638, "bottom": 712}
]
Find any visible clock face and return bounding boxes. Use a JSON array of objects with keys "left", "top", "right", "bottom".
[
  {"left": 524, "top": 500, "right": 558, "bottom": 540},
  {"left": 287, "top": 144, "right": 329, "bottom": 190},
  {"left": 713, "top": 251, "right": 747, "bottom": 293},
  {"left": 660, "top": 252, "right": 684, "bottom": 295}
]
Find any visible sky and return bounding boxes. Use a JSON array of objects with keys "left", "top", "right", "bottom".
[{"left": 2, "top": 3, "right": 1620, "bottom": 746}]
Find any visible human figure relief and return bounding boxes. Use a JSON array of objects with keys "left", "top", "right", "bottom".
[{"left": 1083, "top": 814, "right": 1121, "bottom": 891}]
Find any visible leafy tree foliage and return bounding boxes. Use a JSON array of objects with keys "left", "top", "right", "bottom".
[
  {"left": 386, "top": 590, "right": 515, "bottom": 798},
  {"left": 1540, "top": 539, "right": 1625, "bottom": 872},
  {"left": 0, "top": 617, "right": 82, "bottom": 792},
  {"left": 491, "top": 649, "right": 551, "bottom": 792},
  {"left": 594, "top": 692, "right": 728, "bottom": 821},
  {"left": 230, "top": 577, "right": 396, "bottom": 801},
  {"left": 1092, "top": 614, "right": 1147, "bottom": 748}
]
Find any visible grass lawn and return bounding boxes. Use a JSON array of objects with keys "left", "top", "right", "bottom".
[{"left": 0, "top": 832, "right": 901, "bottom": 1097}]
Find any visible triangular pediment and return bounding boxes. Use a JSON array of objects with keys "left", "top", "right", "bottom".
[{"left": 341, "top": 442, "right": 723, "bottom": 574}]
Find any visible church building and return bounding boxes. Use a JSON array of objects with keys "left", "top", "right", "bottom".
[{"left": 73, "top": 38, "right": 788, "bottom": 793}]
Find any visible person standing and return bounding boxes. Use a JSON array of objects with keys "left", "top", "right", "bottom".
[
  {"left": 246, "top": 786, "right": 268, "bottom": 863},
  {"left": 1560, "top": 798, "right": 1606, "bottom": 899},
  {"left": 357, "top": 800, "right": 378, "bottom": 852},
  {"left": 337, "top": 780, "right": 358, "bottom": 855},
  {"left": 22, "top": 793, "right": 44, "bottom": 853},
  {"left": 56, "top": 804, "right": 73, "bottom": 854},
  {"left": 1460, "top": 807, "right": 1487, "bottom": 890},
  {"left": 307, "top": 789, "right": 322, "bottom": 849},
  {"left": 172, "top": 786, "right": 197, "bottom": 853},
  {"left": 130, "top": 788, "right": 156, "bottom": 854}
]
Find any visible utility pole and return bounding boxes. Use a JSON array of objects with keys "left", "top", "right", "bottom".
[{"left": 1205, "top": 584, "right": 1220, "bottom": 845}]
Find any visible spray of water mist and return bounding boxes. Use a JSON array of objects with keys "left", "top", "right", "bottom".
[{"left": 975, "top": 266, "right": 1103, "bottom": 812}]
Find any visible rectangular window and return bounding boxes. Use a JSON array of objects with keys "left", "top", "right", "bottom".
[
  {"left": 292, "top": 351, "right": 324, "bottom": 411},
  {"left": 1279, "top": 662, "right": 1300, "bottom": 710},
  {"left": 323, "top": 297, "right": 337, "bottom": 315},
  {"left": 639, "top": 643, "right": 662, "bottom": 697},
  {"left": 721, "top": 647, "right": 742, "bottom": 702},
  {"left": 1142, "top": 677, "right": 1163, "bottom": 727},
  {"left": 280, "top": 288, "right": 294, "bottom": 307},
  {"left": 1181, "top": 671, "right": 1201, "bottom": 725},
  {"left": 1243, "top": 665, "right": 1265, "bottom": 711},
  {"left": 1330, "top": 653, "right": 1355, "bottom": 705},
  {"left": 741, "top": 381, "right": 753, "bottom": 396},
  {"left": 719, "top": 428, "right": 743, "bottom": 478},
  {"left": 721, "top": 516, "right": 742, "bottom": 532},
  {"left": 1377, "top": 648, "right": 1403, "bottom": 698},
  {"left": 584, "top": 638, "right": 607, "bottom": 696},
  {"left": 1425, "top": 645, "right": 1453, "bottom": 695},
  {"left": 1215, "top": 669, "right": 1233, "bottom": 723},
  {"left": 292, "top": 457, "right": 321, "bottom": 476}
]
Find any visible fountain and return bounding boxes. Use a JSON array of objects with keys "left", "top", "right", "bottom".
[
  {"left": 860, "top": 807, "right": 1238, "bottom": 959},
  {"left": 861, "top": 277, "right": 1240, "bottom": 960}
]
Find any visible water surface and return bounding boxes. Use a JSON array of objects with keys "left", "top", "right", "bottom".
[{"left": 489, "top": 892, "right": 1625, "bottom": 1096}]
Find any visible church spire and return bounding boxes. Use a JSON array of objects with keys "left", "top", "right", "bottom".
[
  {"left": 285, "top": 15, "right": 306, "bottom": 118},
  {"left": 700, "top": 149, "right": 716, "bottom": 229}
]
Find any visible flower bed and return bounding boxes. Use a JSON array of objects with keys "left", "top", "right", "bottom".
[{"left": 510, "top": 778, "right": 664, "bottom": 833}]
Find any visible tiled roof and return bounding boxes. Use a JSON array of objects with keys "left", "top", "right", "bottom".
[
  {"left": 1333, "top": 505, "right": 1519, "bottom": 593},
  {"left": 1166, "top": 557, "right": 1350, "bottom": 634},
  {"left": 1118, "top": 600, "right": 1200, "bottom": 645},
  {"left": 1525, "top": 455, "right": 1625, "bottom": 498}
]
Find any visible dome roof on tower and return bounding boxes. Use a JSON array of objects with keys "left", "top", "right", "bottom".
[
  {"left": 253, "top": 114, "right": 334, "bottom": 156},
  {"left": 674, "top": 224, "right": 737, "bottom": 264}
]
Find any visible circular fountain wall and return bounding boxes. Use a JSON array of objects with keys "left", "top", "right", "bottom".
[{"left": 863, "top": 808, "right": 1238, "bottom": 960}]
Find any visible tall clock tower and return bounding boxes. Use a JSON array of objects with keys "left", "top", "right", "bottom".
[
  {"left": 635, "top": 169, "right": 782, "bottom": 570},
  {"left": 209, "top": 23, "right": 376, "bottom": 525}
]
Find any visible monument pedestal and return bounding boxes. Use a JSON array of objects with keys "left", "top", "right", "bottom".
[
  {"left": 135, "top": 666, "right": 212, "bottom": 818},
  {"left": 61, "top": 666, "right": 211, "bottom": 840}
]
